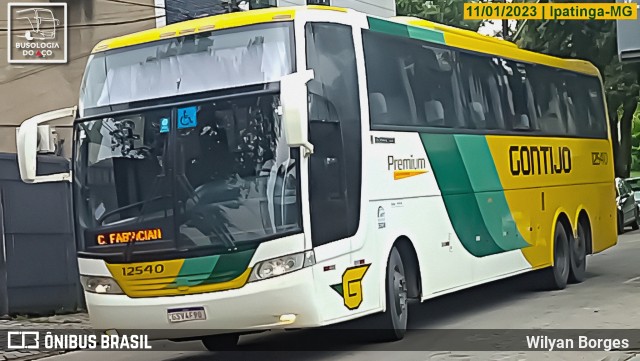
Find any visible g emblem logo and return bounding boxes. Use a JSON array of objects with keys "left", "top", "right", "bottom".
[{"left": 331, "top": 264, "right": 371, "bottom": 310}]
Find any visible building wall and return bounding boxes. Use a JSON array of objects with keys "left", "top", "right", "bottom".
[{"left": 0, "top": 0, "right": 157, "bottom": 155}]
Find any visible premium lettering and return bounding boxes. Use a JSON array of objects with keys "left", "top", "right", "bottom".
[{"left": 387, "top": 155, "right": 427, "bottom": 171}]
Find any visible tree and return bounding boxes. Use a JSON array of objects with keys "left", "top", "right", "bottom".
[
  {"left": 396, "top": 0, "right": 485, "bottom": 31},
  {"left": 516, "top": 1, "right": 640, "bottom": 178}
]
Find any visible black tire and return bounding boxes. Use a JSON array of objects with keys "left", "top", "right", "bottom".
[
  {"left": 373, "top": 247, "right": 408, "bottom": 342},
  {"left": 543, "top": 221, "right": 570, "bottom": 290},
  {"left": 618, "top": 211, "right": 625, "bottom": 235},
  {"left": 201, "top": 333, "right": 240, "bottom": 351},
  {"left": 632, "top": 209, "right": 640, "bottom": 231},
  {"left": 568, "top": 220, "right": 588, "bottom": 284}
]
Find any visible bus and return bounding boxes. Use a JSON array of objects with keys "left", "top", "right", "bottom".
[{"left": 16, "top": 5, "right": 617, "bottom": 349}]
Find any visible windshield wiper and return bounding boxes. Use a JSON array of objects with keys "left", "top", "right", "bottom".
[{"left": 97, "top": 194, "right": 170, "bottom": 225}]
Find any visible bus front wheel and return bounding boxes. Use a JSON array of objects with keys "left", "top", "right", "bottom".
[
  {"left": 373, "top": 246, "right": 408, "bottom": 341},
  {"left": 201, "top": 333, "right": 239, "bottom": 351}
]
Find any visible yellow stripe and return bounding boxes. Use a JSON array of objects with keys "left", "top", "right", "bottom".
[
  {"left": 393, "top": 169, "right": 428, "bottom": 180},
  {"left": 306, "top": 5, "right": 348, "bottom": 12},
  {"left": 106, "top": 259, "right": 253, "bottom": 297}
]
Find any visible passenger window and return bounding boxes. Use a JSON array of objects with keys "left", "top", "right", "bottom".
[
  {"left": 362, "top": 29, "right": 608, "bottom": 139},
  {"left": 501, "top": 60, "right": 536, "bottom": 131},
  {"left": 584, "top": 77, "right": 608, "bottom": 138},
  {"left": 459, "top": 53, "right": 507, "bottom": 130},
  {"left": 530, "top": 67, "right": 567, "bottom": 134},
  {"left": 363, "top": 30, "right": 465, "bottom": 128}
]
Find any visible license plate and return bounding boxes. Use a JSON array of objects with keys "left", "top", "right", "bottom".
[{"left": 167, "top": 307, "right": 206, "bottom": 323}]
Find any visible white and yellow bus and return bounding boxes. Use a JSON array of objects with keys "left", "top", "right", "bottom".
[{"left": 16, "top": 5, "right": 617, "bottom": 349}]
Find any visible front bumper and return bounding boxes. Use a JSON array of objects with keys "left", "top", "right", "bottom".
[{"left": 85, "top": 267, "right": 320, "bottom": 340}]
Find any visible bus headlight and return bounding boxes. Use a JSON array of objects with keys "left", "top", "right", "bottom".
[
  {"left": 249, "top": 250, "right": 315, "bottom": 282},
  {"left": 80, "top": 276, "right": 124, "bottom": 295}
]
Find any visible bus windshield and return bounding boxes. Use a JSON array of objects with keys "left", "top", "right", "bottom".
[
  {"left": 78, "top": 22, "right": 294, "bottom": 117},
  {"left": 73, "top": 93, "right": 302, "bottom": 260}
]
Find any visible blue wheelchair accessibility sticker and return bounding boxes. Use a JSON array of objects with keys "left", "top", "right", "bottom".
[
  {"left": 159, "top": 118, "right": 170, "bottom": 133},
  {"left": 177, "top": 106, "right": 197, "bottom": 129}
]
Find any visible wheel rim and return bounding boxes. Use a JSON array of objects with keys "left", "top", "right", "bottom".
[
  {"left": 392, "top": 266, "right": 408, "bottom": 318},
  {"left": 573, "top": 224, "right": 586, "bottom": 268}
]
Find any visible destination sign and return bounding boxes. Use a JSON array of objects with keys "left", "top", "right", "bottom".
[{"left": 97, "top": 229, "right": 163, "bottom": 245}]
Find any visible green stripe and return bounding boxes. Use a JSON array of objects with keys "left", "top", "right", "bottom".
[
  {"left": 420, "top": 133, "right": 529, "bottom": 257},
  {"left": 407, "top": 26, "right": 445, "bottom": 44},
  {"left": 169, "top": 248, "right": 256, "bottom": 288},
  {"left": 174, "top": 255, "right": 220, "bottom": 287},
  {"left": 204, "top": 248, "right": 255, "bottom": 284},
  {"left": 368, "top": 17, "right": 409, "bottom": 37},
  {"left": 367, "top": 17, "right": 445, "bottom": 45},
  {"left": 455, "top": 135, "right": 529, "bottom": 251}
]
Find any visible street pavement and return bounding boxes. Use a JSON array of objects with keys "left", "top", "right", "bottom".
[{"left": 30, "top": 230, "right": 640, "bottom": 360}]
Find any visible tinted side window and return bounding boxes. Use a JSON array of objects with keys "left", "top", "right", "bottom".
[
  {"left": 528, "top": 66, "right": 569, "bottom": 134},
  {"left": 459, "top": 53, "right": 508, "bottom": 130},
  {"left": 501, "top": 60, "right": 537, "bottom": 131},
  {"left": 306, "top": 23, "right": 361, "bottom": 246},
  {"left": 363, "top": 30, "right": 465, "bottom": 128},
  {"left": 363, "top": 30, "right": 607, "bottom": 139},
  {"left": 584, "top": 76, "right": 608, "bottom": 138}
]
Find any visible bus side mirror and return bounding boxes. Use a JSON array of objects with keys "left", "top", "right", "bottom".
[
  {"left": 16, "top": 106, "right": 76, "bottom": 184},
  {"left": 280, "top": 70, "right": 315, "bottom": 158}
]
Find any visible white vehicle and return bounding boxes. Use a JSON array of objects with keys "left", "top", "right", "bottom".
[
  {"left": 16, "top": 8, "right": 60, "bottom": 41},
  {"left": 16, "top": 5, "right": 616, "bottom": 350}
]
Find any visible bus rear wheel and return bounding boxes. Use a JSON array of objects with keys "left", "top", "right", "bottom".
[
  {"left": 373, "top": 246, "right": 408, "bottom": 342},
  {"left": 543, "top": 221, "right": 570, "bottom": 290},
  {"left": 201, "top": 333, "right": 239, "bottom": 351},
  {"left": 568, "top": 220, "right": 588, "bottom": 284}
]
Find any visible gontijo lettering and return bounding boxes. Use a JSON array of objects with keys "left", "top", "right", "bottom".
[
  {"left": 97, "top": 229, "right": 163, "bottom": 245},
  {"left": 509, "top": 145, "right": 571, "bottom": 176}
]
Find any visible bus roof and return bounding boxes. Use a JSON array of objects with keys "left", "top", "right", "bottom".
[
  {"left": 90, "top": 6, "right": 342, "bottom": 53},
  {"left": 91, "top": 5, "right": 599, "bottom": 77}
]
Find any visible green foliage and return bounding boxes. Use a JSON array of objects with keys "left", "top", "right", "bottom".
[
  {"left": 396, "top": 0, "right": 485, "bottom": 31},
  {"left": 631, "top": 107, "right": 640, "bottom": 171}
]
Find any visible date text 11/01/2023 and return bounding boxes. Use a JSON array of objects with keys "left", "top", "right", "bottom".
[{"left": 463, "top": 3, "right": 637, "bottom": 20}]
